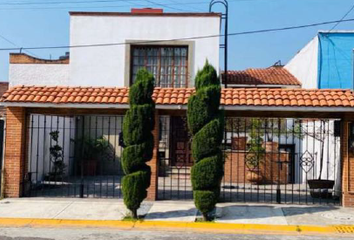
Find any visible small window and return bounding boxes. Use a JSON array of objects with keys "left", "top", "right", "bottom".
[{"left": 131, "top": 45, "right": 188, "bottom": 88}]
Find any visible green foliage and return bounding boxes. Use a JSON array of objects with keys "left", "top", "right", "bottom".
[
  {"left": 122, "top": 68, "right": 155, "bottom": 219},
  {"left": 194, "top": 190, "right": 219, "bottom": 220},
  {"left": 246, "top": 119, "right": 265, "bottom": 169},
  {"left": 47, "top": 131, "right": 66, "bottom": 181},
  {"left": 121, "top": 134, "right": 154, "bottom": 174},
  {"left": 191, "top": 115, "right": 224, "bottom": 162},
  {"left": 187, "top": 61, "right": 224, "bottom": 221},
  {"left": 71, "top": 136, "right": 110, "bottom": 160},
  {"left": 129, "top": 69, "right": 155, "bottom": 106},
  {"left": 191, "top": 151, "right": 223, "bottom": 190},
  {"left": 187, "top": 86, "right": 221, "bottom": 135},
  {"left": 122, "top": 168, "right": 151, "bottom": 211},
  {"left": 123, "top": 104, "right": 154, "bottom": 146},
  {"left": 194, "top": 61, "right": 219, "bottom": 90}
]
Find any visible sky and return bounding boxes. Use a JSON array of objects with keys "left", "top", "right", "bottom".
[{"left": 0, "top": 0, "right": 354, "bottom": 81}]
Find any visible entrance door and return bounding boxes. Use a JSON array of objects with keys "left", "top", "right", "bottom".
[
  {"left": 170, "top": 116, "right": 192, "bottom": 166},
  {"left": 279, "top": 144, "right": 296, "bottom": 184}
]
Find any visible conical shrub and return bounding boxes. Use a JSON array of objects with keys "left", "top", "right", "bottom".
[
  {"left": 187, "top": 61, "right": 224, "bottom": 221},
  {"left": 122, "top": 69, "right": 155, "bottom": 219}
]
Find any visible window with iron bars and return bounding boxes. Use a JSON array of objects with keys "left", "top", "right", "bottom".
[{"left": 130, "top": 45, "right": 188, "bottom": 88}]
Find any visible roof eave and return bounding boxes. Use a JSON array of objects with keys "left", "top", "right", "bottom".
[{"left": 2, "top": 102, "right": 353, "bottom": 113}]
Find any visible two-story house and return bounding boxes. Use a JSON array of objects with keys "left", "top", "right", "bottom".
[{"left": 2, "top": 8, "right": 354, "bottom": 208}]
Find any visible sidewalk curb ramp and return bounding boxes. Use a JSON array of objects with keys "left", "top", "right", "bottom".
[{"left": 0, "top": 218, "right": 353, "bottom": 236}]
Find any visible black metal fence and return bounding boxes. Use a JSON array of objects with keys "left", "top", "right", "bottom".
[
  {"left": 158, "top": 116, "right": 342, "bottom": 205},
  {"left": 24, "top": 113, "right": 343, "bottom": 205},
  {"left": 0, "top": 120, "right": 4, "bottom": 195},
  {"left": 24, "top": 114, "right": 124, "bottom": 198}
]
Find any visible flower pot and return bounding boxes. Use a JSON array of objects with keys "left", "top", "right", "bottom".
[
  {"left": 263, "top": 141, "right": 279, "bottom": 153},
  {"left": 231, "top": 137, "right": 247, "bottom": 150},
  {"left": 308, "top": 179, "right": 335, "bottom": 199},
  {"left": 246, "top": 169, "right": 264, "bottom": 184}
]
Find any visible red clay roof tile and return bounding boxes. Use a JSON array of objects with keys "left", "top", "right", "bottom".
[
  {"left": 222, "top": 67, "right": 301, "bottom": 86},
  {"left": 2, "top": 86, "right": 354, "bottom": 109}
]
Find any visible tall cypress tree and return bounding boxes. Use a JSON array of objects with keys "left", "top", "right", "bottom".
[
  {"left": 187, "top": 61, "right": 224, "bottom": 221},
  {"left": 122, "top": 69, "right": 155, "bottom": 219}
]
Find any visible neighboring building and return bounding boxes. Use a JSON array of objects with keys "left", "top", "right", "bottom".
[
  {"left": 222, "top": 66, "right": 301, "bottom": 88},
  {"left": 285, "top": 31, "right": 354, "bottom": 89},
  {"left": 2, "top": 9, "right": 354, "bottom": 208}
]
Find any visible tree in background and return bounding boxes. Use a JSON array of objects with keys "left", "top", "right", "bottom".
[
  {"left": 122, "top": 69, "right": 155, "bottom": 219},
  {"left": 187, "top": 61, "right": 224, "bottom": 221}
]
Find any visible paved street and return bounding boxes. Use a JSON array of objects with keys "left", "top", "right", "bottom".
[{"left": 0, "top": 227, "right": 353, "bottom": 240}]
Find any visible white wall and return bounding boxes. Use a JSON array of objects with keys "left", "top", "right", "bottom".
[
  {"left": 285, "top": 36, "right": 319, "bottom": 89},
  {"left": 300, "top": 120, "right": 341, "bottom": 193},
  {"left": 9, "top": 64, "right": 69, "bottom": 87},
  {"left": 69, "top": 15, "right": 220, "bottom": 87},
  {"left": 28, "top": 115, "right": 75, "bottom": 183}
]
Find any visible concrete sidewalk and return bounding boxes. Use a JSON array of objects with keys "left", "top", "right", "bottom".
[{"left": 0, "top": 198, "right": 353, "bottom": 226}]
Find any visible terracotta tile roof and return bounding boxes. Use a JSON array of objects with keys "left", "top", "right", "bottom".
[
  {"left": 2, "top": 85, "right": 354, "bottom": 108},
  {"left": 222, "top": 67, "right": 301, "bottom": 86}
]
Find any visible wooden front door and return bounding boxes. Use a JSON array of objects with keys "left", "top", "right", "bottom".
[{"left": 170, "top": 116, "right": 193, "bottom": 166}]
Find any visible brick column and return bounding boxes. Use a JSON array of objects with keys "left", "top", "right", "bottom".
[
  {"left": 4, "top": 107, "right": 26, "bottom": 198},
  {"left": 342, "top": 120, "right": 354, "bottom": 207},
  {"left": 146, "top": 110, "right": 159, "bottom": 201}
]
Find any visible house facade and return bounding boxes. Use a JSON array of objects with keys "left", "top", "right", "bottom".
[
  {"left": 285, "top": 31, "right": 354, "bottom": 89},
  {"left": 2, "top": 9, "right": 354, "bottom": 208}
]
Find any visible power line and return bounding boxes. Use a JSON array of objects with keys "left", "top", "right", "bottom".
[
  {"left": 0, "top": 0, "right": 228, "bottom": 10},
  {"left": 0, "top": 33, "right": 40, "bottom": 57},
  {"left": 144, "top": 0, "right": 191, "bottom": 12},
  {"left": 329, "top": 2, "right": 354, "bottom": 31},
  {"left": 0, "top": 0, "right": 140, "bottom": 5},
  {"left": 1, "top": 18, "right": 354, "bottom": 52},
  {"left": 0, "top": 0, "right": 285, "bottom": 10},
  {"left": 0, "top": 1, "right": 208, "bottom": 11}
]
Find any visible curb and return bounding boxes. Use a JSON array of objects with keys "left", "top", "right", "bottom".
[{"left": 0, "top": 218, "right": 353, "bottom": 236}]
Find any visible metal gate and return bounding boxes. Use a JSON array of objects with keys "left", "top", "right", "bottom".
[
  {"left": 24, "top": 114, "right": 124, "bottom": 198},
  {"left": 158, "top": 116, "right": 342, "bottom": 205}
]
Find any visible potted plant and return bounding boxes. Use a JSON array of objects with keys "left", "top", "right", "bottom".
[
  {"left": 72, "top": 136, "right": 110, "bottom": 176},
  {"left": 245, "top": 119, "right": 266, "bottom": 184},
  {"left": 45, "top": 130, "right": 66, "bottom": 182}
]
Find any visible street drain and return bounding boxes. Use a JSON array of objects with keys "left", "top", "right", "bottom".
[{"left": 335, "top": 226, "right": 354, "bottom": 234}]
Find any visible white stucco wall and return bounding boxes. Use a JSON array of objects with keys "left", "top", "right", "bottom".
[
  {"left": 69, "top": 14, "right": 220, "bottom": 87},
  {"left": 9, "top": 64, "right": 69, "bottom": 87},
  {"left": 285, "top": 36, "right": 319, "bottom": 89}
]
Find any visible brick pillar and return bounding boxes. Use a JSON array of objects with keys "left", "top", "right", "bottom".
[
  {"left": 342, "top": 120, "right": 354, "bottom": 207},
  {"left": 146, "top": 110, "right": 159, "bottom": 201},
  {"left": 4, "top": 107, "right": 26, "bottom": 198}
]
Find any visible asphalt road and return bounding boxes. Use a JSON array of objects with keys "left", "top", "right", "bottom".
[{"left": 0, "top": 227, "right": 353, "bottom": 240}]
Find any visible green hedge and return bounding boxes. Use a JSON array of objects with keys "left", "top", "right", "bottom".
[
  {"left": 187, "top": 61, "right": 224, "bottom": 221},
  {"left": 121, "top": 69, "right": 155, "bottom": 219}
]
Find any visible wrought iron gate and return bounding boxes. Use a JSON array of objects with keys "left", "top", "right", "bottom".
[
  {"left": 158, "top": 116, "right": 342, "bottom": 205},
  {"left": 24, "top": 114, "right": 124, "bottom": 198}
]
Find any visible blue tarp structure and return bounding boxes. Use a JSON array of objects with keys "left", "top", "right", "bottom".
[{"left": 318, "top": 32, "right": 354, "bottom": 89}]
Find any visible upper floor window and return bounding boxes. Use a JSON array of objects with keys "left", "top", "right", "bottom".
[{"left": 131, "top": 46, "right": 188, "bottom": 88}]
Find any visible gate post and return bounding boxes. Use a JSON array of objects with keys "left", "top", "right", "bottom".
[
  {"left": 342, "top": 119, "right": 354, "bottom": 207},
  {"left": 146, "top": 110, "right": 159, "bottom": 201},
  {"left": 3, "top": 107, "right": 27, "bottom": 198}
]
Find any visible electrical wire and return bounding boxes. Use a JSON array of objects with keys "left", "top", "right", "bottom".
[
  {"left": 0, "top": 34, "right": 40, "bottom": 57},
  {"left": 329, "top": 2, "right": 354, "bottom": 31},
  {"left": 144, "top": 0, "right": 194, "bottom": 12},
  {"left": 0, "top": 0, "right": 242, "bottom": 10},
  {"left": 1, "top": 18, "right": 354, "bottom": 52}
]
